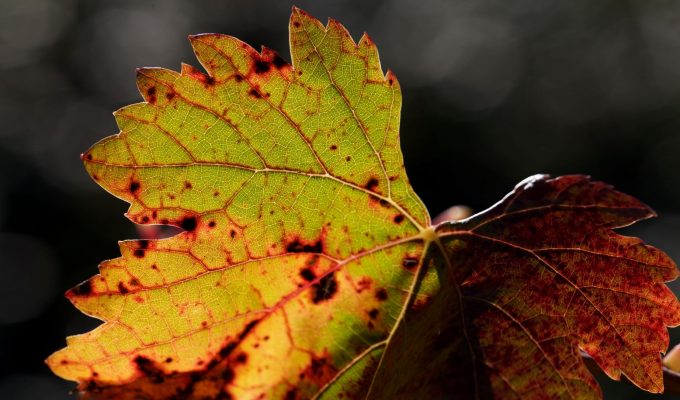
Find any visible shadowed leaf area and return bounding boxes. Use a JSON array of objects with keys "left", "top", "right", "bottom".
[{"left": 47, "top": 7, "right": 680, "bottom": 400}]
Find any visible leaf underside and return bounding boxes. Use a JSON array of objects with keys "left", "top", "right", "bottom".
[{"left": 47, "top": 7, "right": 680, "bottom": 400}]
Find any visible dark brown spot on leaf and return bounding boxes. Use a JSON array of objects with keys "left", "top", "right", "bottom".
[
  {"left": 376, "top": 288, "right": 388, "bottom": 301},
  {"left": 186, "top": 65, "right": 215, "bottom": 87},
  {"left": 312, "top": 272, "right": 338, "bottom": 304},
  {"left": 248, "top": 88, "right": 261, "bottom": 98},
  {"left": 180, "top": 216, "right": 197, "bottom": 232},
  {"left": 146, "top": 86, "right": 157, "bottom": 104},
  {"left": 133, "top": 356, "right": 164, "bottom": 383},
  {"left": 393, "top": 214, "right": 404, "bottom": 223},
  {"left": 271, "top": 53, "right": 287, "bottom": 69},
  {"left": 240, "top": 319, "right": 260, "bottom": 340},
  {"left": 365, "top": 178, "right": 379, "bottom": 192},
  {"left": 133, "top": 249, "right": 145, "bottom": 258},
  {"left": 72, "top": 280, "right": 92, "bottom": 296},
  {"left": 285, "top": 388, "right": 298, "bottom": 400},
  {"left": 118, "top": 282, "right": 129, "bottom": 294},
  {"left": 235, "top": 353, "right": 248, "bottom": 364},
  {"left": 129, "top": 181, "right": 141, "bottom": 193},
  {"left": 253, "top": 60, "right": 271, "bottom": 74},
  {"left": 286, "top": 238, "right": 322, "bottom": 253},
  {"left": 300, "top": 268, "right": 315, "bottom": 282},
  {"left": 222, "top": 368, "right": 235, "bottom": 383},
  {"left": 368, "top": 309, "right": 379, "bottom": 319},
  {"left": 219, "top": 342, "right": 237, "bottom": 359},
  {"left": 402, "top": 257, "right": 418, "bottom": 270},
  {"left": 310, "top": 357, "right": 326, "bottom": 376}
]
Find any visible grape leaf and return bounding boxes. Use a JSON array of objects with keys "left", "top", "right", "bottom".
[
  {"left": 47, "top": 7, "right": 680, "bottom": 400},
  {"left": 369, "top": 175, "right": 680, "bottom": 399}
]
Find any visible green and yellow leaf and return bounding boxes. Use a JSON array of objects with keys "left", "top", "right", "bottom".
[{"left": 47, "top": 8, "right": 680, "bottom": 400}]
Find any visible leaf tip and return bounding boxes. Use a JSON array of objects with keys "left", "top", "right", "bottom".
[
  {"left": 188, "top": 33, "right": 224, "bottom": 46},
  {"left": 291, "top": 5, "right": 306, "bottom": 16},
  {"left": 360, "top": 32, "right": 374, "bottom": 46},
  {"left": 385, "top": 69, "right": 399, "bottom": 87},
  {"left": 67, "top": 279, "right": 93, "bottom": 299},
  {"left": 290, "top": 6, "right": 323, "bottom": 31},
  {"left": 80, "top": 151, "right": 93, "bottom": 162},
  {"left": 514, "top": 173, "right": 552, "bottom": 190}
]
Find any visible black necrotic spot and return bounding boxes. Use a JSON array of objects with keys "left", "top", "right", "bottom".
[
  {"left": 181, "top": 216, "right": 197, "bottom": 231},
  {"left": 129, "top": 181, "right": 141, "bottom": 193},
  {"left": 253, "top": 60, "right": 271, "bottom": 74},
  {"left": 312, "top": 272, "right": 338, "bottom": 304},
  {"left": 272, "top": 53, "right": 287, "bottom": 69},
  {"left": 72, "top": 280, "right": 92, "bottom": 296},
  {"left": 299, "top": 268, "right": 315, "bottom": 282},
  {"left": 286, "top": 239, "right": 322, "bottom": 253},
  {"left": 402, "top": 257, "right": 418, "bottom": 269}
]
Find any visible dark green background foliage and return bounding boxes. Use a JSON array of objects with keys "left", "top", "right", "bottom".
[{"left": 1, "top": 1, "right": 679, "bottom": 398}]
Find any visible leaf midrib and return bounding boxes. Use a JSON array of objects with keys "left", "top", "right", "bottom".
[{"left": 85, "top": 158, "right": 426, "bottom": 231}]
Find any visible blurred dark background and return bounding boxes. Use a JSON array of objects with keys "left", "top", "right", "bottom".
[{"left": 1, "top": 0, "right": 679, "bottom": 398}]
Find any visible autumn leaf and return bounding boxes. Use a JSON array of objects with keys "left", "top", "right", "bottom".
[
  {"left": 369, "top": 175, "right": 680, "bottom": 399},
  {"left": 47, "top": 7, "right": 680, "bottom": 400}
]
